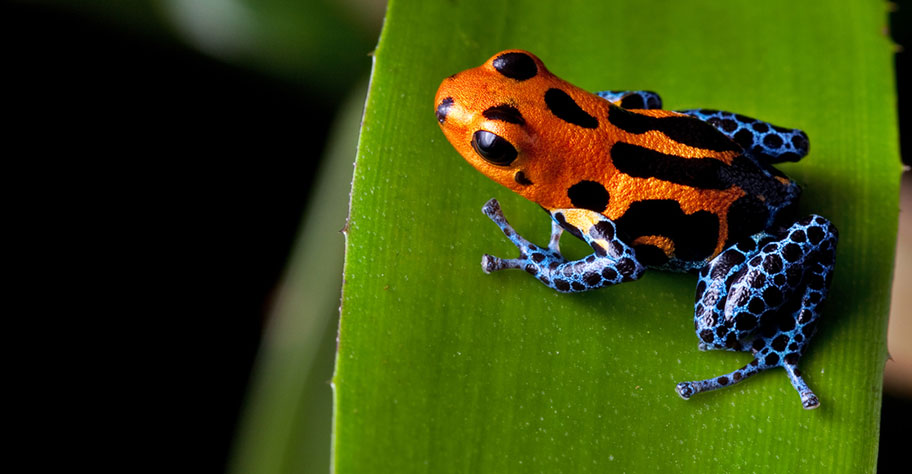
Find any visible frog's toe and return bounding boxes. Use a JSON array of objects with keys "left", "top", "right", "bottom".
[
  {"left": 481, "top": 254, "right": 497, "bottom": 273},
  {"left": 802, "top": 393, "right": 820, "bottom": 410},
  {"left": 675, "top": 382, "right": 696, "bottom": 400},
  {"left": 674, "top": 361, "right": 762, "bottom": 402},
  {"left": 481, "top": 254, "right": 521, "bottom": 273},
  {"left": 784, "top": 362, "right": 820, "bottom": 409},
  {"left": 481, "top": 198, "right": 502, "bottom": 218}
]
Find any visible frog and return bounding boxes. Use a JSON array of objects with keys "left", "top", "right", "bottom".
[{"left": 434, "top": 50, "right": 838, "bottom": 409}]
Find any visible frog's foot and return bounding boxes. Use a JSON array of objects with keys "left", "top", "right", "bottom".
[
  {"left": 676, "top": 354, "right": 820, "bottom": 410},
  {"left": 675, "top": 361, "right": 761, "bottom": 402},
  {"left": 480, "top": 199, "right": 564, "bottom": 276},
  {"left": 784, "top": 363, "right": 820, "bottom": 409},
  {"left": 480, "top": 199, "right": 644, "bottom": 292},
  {"left": 684, "top": 215, "right": 837, "bottom": 408}
]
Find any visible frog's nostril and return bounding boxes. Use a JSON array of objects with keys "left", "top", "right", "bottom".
[{"left": 436, "top": 97, "right": 454, "bottom": 124}]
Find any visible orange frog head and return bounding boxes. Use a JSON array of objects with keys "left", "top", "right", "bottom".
[{"left": 434, "top": 50, "right": 614, "bottom": 208}]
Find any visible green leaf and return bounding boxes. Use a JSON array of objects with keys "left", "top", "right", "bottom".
[
  {"left": 230, "top": 82, "right": 367, "bottom": 474},
  {"left": 336, "top": 1, "right": 901, "bottom": 472}
]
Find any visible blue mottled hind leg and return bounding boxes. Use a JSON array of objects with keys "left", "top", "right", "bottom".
[
  {"left": 676, "top": 215, "right": 837, "bottom": 409},
  {"left": 480, "top": 199, "right": 644, "bottom": 292},
  {"left": 596, "top": 90, "right": 663, "bottom": 109},
  {"left": 677, "top": 108, "right": 810, "bottom": 164}
]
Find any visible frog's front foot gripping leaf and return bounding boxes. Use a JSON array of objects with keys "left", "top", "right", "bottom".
[
  {"left": 481, "top": 198, "right": 644, "bottom": 293},
  {"left": 675, "top": 215, "right": 838, "bottom": 409}
]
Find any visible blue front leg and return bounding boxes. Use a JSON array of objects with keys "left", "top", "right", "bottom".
[
  {"left": 481, "top": 199, "right": 644, "bottom": 292},
  {"left": 676, "top": 215, "right": 838, "bottom": 409}
]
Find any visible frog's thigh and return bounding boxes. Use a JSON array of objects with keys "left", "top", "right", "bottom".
[
  {"left": 681, "top": 215, "right": 837, "bottom": 408},
  {"left": 691, "top": 236, "right": 764, "bottom": 353},
  {"left": 677, "top": 108, "right": 809, "bottom": 163},
  {"left": 694, "top": 215, "right": 837, "bottom": 352}
]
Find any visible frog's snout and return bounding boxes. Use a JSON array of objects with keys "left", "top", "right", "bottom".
[{"left": 436, "top": 96, "right": 454, "bottom": 124}]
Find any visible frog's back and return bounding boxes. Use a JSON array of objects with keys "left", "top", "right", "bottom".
[
  {"left": 602, "top": 106, "right": 802, "bottom": 270},
  {"left": 527, "top": 100, "right": 804, "bottom": 270}
]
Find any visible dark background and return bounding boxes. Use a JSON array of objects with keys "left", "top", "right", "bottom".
[
  {"left": 5, "top": 1, "right": 370, "bottom": 470},
  {"left": 5, "top": 1, "right": 908, "bottom": 471}
]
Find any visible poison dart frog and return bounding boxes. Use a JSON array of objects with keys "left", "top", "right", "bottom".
[{"left": 434, "top": 50, "right": 838, "bottom": 409}]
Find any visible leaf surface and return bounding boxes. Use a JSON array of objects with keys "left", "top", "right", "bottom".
[{"left": 336, "top": 1, "right": 901, "bottom": 472}]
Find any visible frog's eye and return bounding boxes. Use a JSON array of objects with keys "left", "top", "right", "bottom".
[
  {"left": 492, "top": 52, "right": 538, "bottom": 81},
  {"left": 471, "top": 130, "right": 517, "bottom": 166}
]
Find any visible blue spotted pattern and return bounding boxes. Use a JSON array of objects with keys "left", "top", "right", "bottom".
[
  {"left": 481, "top": 205, "right": 838, "bottom": 409},
  {"left": 477, "top": 90, "right": 838, "bottom": 409},
  {"left": 481, "top": 199, "right": 644, "bottom": 293},
  {"left": 596, "top": 90, "right": 663, "bottom": 110},
  {"left": 676, "top": 215, "right": 837, "bottom": 409},
  {"left": 677, "top": 108, "right": 810, "bottom": 163}
]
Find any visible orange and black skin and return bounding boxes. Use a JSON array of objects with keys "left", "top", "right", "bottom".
[
  {"left": 435, "top": 50, "right": 840, "bottom": 409},
  {"left": 435, "top": 50, "right": 799, "bottom": 268}
]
